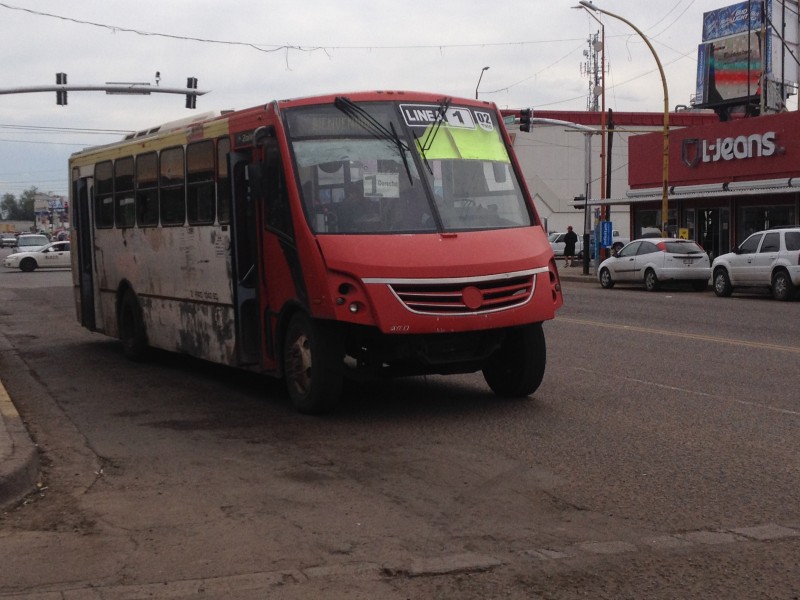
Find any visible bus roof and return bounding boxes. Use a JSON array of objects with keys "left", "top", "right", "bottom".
[{"left": 69, "top": 91, "right": 496, "bottom": 162}]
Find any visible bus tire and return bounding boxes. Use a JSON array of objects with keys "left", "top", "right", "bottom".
[
  {"left": 283, "top": 312, "right": 344, "bottom": 414},
  {"left": 119, "top": 290, "right": 149, "bottom": 362},
  {"left": 482, "top": 322, "right": 546, "bottom": 398}
]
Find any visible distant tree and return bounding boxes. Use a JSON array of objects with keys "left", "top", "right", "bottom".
[
  {"left": 17, "top": 187, "right": 37, "bottom": 221},
  {"left": 1, "top": 193, "right": 15, "bottom": 220}
]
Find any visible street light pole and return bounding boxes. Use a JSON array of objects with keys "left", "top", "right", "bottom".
[
  {"left": 578, "top": 1, "right": 670, "bottom": 237},
  {"left": 475, "top": 66, "right": 490, "bottom": 99}
]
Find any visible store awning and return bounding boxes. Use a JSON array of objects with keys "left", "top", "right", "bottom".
[{"left": 571, "top": 177, "right": 800, "bottom": 207}]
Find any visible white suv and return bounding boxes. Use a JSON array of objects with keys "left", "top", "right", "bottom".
[{"left": 711, "top": 227, "right": 800, "bottom": 301}]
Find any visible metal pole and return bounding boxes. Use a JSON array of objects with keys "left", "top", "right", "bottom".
[
  {"left": 578, "top": 1, "right": 670, "bottom": 237},
  {"left": 583, "top": 132, "right": 592, "bottom": 275},
  {"left": 475, "top": 66, "right": 490, "bottom": 99}
]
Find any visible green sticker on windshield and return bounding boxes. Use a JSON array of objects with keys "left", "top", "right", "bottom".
[
  {"left": 415, "top": 125, "right": 510, "bottom": 162},
  {"left": 401, "top": 104, "right": 510, "bottom": 163}
]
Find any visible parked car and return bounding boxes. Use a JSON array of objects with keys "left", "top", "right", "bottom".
[
  {"left": 4, "top": 240, "right": 71, "bottom": 272},
  {"left": 13, "top": 234, "right": 50, "bottom": 253},
  {"left": 0, "top": 235, "right": 17, "bottom": 248},
  {"left": 549, "top": 232, "right": 583, "bottom": 257},
  {"left": 711, "top": 226, "right": 800, "bottom": 301},
  {"left": 598, "top": 238, "right": 711, "bottom": 291}
]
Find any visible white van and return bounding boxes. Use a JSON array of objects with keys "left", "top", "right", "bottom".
[{"left": 13, "top": 234, "right": 50, "bottom": 253}]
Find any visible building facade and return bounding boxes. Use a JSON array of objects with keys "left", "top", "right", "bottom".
[
  {"left": 625, "top": 109, "right": 800, "bottom": 258},
  {"left": 507, "top": 110, "right": 718, "bottom": 238}
]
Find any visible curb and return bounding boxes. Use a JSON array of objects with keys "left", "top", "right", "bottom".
[
  {"left": 0, "top": 356, "right": 40, "bottom": 509},
  {"left": 559, "top": 271, "right": 598, "bottom": 283}
]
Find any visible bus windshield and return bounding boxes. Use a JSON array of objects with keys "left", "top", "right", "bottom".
[{"left": 285, "top": 99, "right": 532, "bottom": 235}]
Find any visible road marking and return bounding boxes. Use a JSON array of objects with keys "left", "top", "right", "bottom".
[
  {"left": 557, "top": 316, "right": 800, "bottom": 355},
  {"left": 576, "top": 369, "right": 800, "bottom": 417},
  {"left": 558, "top": 317, "right": 800, "bottom": 416}
]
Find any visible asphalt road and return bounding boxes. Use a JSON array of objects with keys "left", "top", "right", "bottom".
[{"left": 1, "top": 266, "right": 799, "bottom": 599}]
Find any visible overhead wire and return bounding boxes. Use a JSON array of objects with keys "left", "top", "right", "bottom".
[{"left": 0, "top": 2, "right": 585, "bottom": 53}]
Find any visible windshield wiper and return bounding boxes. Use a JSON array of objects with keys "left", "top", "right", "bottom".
[
  {"left": 334, "top": 96, "right": 414, "bottom": 185},
  {"left": 413, "top": 130, "right": 433, "bottom": 175},
  {"left": 419, "top": 97, "right": 451, "bottom": 155}
]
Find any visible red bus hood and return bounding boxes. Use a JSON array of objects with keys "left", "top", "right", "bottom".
[{"left": 316, "top": 228, "right": 551, "bottom": 278}]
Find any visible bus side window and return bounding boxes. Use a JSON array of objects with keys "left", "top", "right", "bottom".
[
  {"left": 160, "top": 146, "right": 186, "bottom": 226},
  {"left": 94, "top": 161, "right": 114, "bottom": 229},
  {"left": 187, "top": 140, "right": 215, "bottom": 225},
  {"left": 136, "top": 152, "right": 159, "bottom": 227},
  {"left": 217, "top": 137, "right": 231, "bottom": 225},
  {"left": 114, "top": 157, "right": 135, "bottom": 228}
]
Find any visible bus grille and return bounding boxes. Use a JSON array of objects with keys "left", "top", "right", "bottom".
[{"left": 389, "top": 274, "right": 535, "bottom": 315}]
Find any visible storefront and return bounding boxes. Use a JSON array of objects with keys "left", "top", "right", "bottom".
[{"left": 618, "top": 110, "right": 800, "bottom": 258}]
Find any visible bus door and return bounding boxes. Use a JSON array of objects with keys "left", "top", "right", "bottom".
[
  {"left": 229, "top": 150, "right": 261, "bottom": 365},
  {"left": 248, "top": 127, "right": 304, "bottom": 369},
  {"left": 73, "top": 176, "right": 96, "bottom": 330}
]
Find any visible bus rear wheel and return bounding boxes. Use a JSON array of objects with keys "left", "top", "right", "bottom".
[
  {"left": 119, "top": 290, "right": 149, "bottom": 361},
  {"left": 482, "top": 323, "right": 546, "bottom": 398},
  {"left": 283, "top": 312, "right": 344, "bottom": 414}
]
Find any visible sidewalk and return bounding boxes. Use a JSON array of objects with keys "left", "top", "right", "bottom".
[
  {"left": 0, "top": 336, "right": 39, "bottom": 508},
  {"left": 557, "top": 262, "right": 598, "bottom": 283}
]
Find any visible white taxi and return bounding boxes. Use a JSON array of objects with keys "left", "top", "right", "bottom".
[{"left": 4, "top": 241, "right": 71, "bottom": 272}]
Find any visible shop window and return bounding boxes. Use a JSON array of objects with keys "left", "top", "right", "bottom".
[{"left": 738, "top": 205, "right": 796, "bottom": 241}]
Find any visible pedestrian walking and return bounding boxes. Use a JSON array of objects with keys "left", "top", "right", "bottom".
[{"left": 563, "top": 225, "right": 578, "bottom": 267}]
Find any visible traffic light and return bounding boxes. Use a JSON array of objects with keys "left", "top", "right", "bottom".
[
  {"left": 519, "top": 108, "right": 532, "bottom": 132},
  {"left": 56, "top": 72, "right": 67, "bottom": 106},
  {"left": 185, "top": 77, "right": 198, "bottom": 109}
]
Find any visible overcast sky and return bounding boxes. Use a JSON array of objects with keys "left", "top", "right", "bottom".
[{"left": 0, "top": 0, "right": 791, "bottom": 198}]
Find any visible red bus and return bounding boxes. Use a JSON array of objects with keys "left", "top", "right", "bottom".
[{"left": 70, "top": 91, "right": 563, "bottom": 413}]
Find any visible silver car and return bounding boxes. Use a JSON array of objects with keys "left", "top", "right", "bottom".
[{"left": 598, "top": 238, "right": 711, "bottom": 291}]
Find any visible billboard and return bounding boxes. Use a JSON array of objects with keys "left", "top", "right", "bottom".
[
  {"left": 695, "top": 0, "right": 799, "bottom": 112},
  {"left": 696, "top": 31, "right": 763, "bottom": 105},
  {"left": 701, "top": 1, "right": 762, "bottom": 41}
]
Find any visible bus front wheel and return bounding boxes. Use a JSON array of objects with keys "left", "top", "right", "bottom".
[
  {"left": 119, "top": 290, "right": 149, "bottom": 361},
  {"left": 283, "top": 313, "right": 344, "bottom": 414},
  {"left": 482, "top": 323, "right": 546, "bottom": 398}
]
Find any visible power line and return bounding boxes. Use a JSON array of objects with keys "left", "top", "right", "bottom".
[
  {"left": 0, "top": 138, "right": 96, "bottom": 146},
  {"left": 0, "top": 2, "right": 585, "bottom": 53},
  {"left": 0, "top": 124, "right": 133, "bottom": 134}
]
